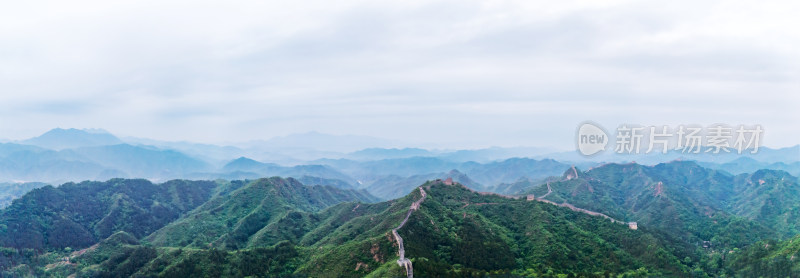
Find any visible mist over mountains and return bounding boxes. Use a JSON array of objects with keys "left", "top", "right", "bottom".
[{"left": 1, "top": 128, "right": 797, "bottom": 200}]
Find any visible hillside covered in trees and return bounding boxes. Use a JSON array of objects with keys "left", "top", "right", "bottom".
[{"left": 0, "top": 161, "right": 799, "bottom": 277}]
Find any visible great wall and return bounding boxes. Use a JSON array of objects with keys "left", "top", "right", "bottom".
[{"left": 390, "top": 169, "right": 639, "bottom": 277}]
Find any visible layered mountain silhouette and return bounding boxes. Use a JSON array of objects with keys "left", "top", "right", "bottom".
[
  {"left": 21, "top": 128, "right": 123, "bottom": 150},
  {"left": 0, "top": 128, "right": 799, "bottom": 276}
]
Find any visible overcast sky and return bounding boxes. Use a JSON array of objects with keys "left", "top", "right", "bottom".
[{"left": 1, "top": 0, "right": 798, "bottom": 149}]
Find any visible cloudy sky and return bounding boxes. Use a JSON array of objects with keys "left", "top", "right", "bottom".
[{"left": 1, "top": 0, "right": 798, "bottom": 149}]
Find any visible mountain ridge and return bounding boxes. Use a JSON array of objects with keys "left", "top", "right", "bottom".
[{"left": 20, "top": 128, "right": 122, "bottom": 150}]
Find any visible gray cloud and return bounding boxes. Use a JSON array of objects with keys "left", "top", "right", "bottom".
[{"left": 0, "top": 0, "right": 798, "bottom": 149}]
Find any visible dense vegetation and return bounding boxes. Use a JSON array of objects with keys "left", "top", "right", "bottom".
[
  {"left": 145, "top": 177, "right": 378, "bottom": 249},
  {"left": 0, "top": 179, "right": 219, "bottom": 250},
  {"left": 1, "top": 161, "right": 799, "bottom": 277},
  {"left": 0, "top": 180, "right": 697, "bottom": 277},
  {"left": 726, "top": 234, "right": 800, "bottom": 277},
  {"left": 524, "top": 161, "right": 800, "bottom": 276},
  {"left": 399, "top": 183, "right": 687, "bottom": 276},
  {"left": 0, "top": 177, "right": 377, "bottom": 277}
]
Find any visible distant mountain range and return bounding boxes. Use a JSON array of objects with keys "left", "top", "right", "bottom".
[
  {"left": 539, "top": 144, "right": 800, "bottom": 165},
  {"left": 700, "top": 156, "right": 800, "bottom": 177},
  {"left": 241, "top": 131, "right": 404, "bottom": 153},
  {"left": 21, "top": 128, "right": 123, "bottom": 150},
  {"left": 214, "top": 157, "right": 357, "bottom": 187},
  {"left": 0, "top": 182, "right": 47, "bottom": 208},
  {"left": 1, "top": 128, "right": 797, "bottom": 203},
  {"left": 0, "top": 141, "right": 211, "bottom": 183}
]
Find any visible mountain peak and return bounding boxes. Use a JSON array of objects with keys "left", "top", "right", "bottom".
[
  {"left": 230, "top": 156, "right": 261, "bottom": 164},
  {"left": 222, "top": 157, "right": 267, "bottom": 171},
  {"left": 43, "top": 128, "right": 106, "bottom": 135},
  {"left": 562, "top": 166, "right": 581, "bottom": 180},
  {"left": 21, "top": 128, "right": 122, "bottom": 150}
]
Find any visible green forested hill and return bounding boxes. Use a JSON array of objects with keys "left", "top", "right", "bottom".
[
  {"left": 730, "top": 169, "right": 800, "bottom": 237},
  {"left": 523, "top": 161, "right": 800, "bottom": 276},
  {"left": 0, "top": 179, "right": 219, "bottom": 250},
  {"left": 727, "top": 234, "right": 800, "bottom": 277},
  {"left": 532, "top": 162, "right": 792, "bottom": 244},
  {"left": 2, "top": 166, "right": 800, "bottom": 277},
  {"left": 25, "top": 180, "right": 700, "bottom": 277},
  {"left": 0, "top": 177, "right": 378, "bottom": 276},
  {"left": 145, "top": 177, "right": 378, "bottom": 249},
  {"left": 394, "top": 182, "right": 688, "bottom": 277}
]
